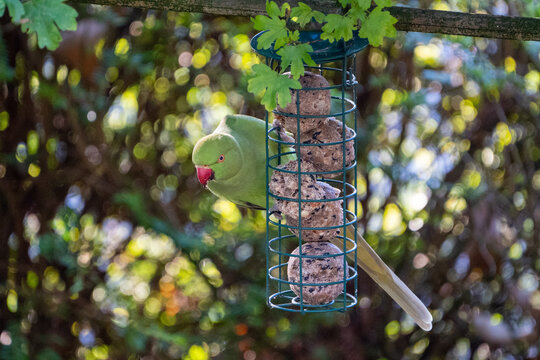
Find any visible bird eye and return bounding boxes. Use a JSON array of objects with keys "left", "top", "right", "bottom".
[{"left": 217, "top": 154, "right": 225, "bottom": 163}]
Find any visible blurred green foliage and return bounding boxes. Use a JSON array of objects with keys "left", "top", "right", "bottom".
[{"left": 1, "top": 1, "right": 540, "bottom": 359}]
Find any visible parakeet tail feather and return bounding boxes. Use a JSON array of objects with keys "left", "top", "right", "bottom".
[{"left": 332, "top": 227, "right": 433, "bottom": 331}]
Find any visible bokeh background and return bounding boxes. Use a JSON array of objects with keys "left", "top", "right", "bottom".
[{"left": 1, "top": 1, "right": 540, "bottom": 359}]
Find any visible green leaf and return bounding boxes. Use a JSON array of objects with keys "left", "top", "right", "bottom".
[
  {"left": 289, "top": 29, "right": 300, "bottom": 42},
  {"left": 358, "top": 7, "right": 397, "bottom": 47},
  {"left": 248, "top": 63, "right": 302, "bottom": 111},
  {"left": 375, "top": 0, "right": 393, "bottom": 7},
  {"left": 266, "top": 0, "right": 281, "bottom": 18},
  {"left": 312, "top": 11, "right": 326, "bottom": 23},
  {"left": 355, "top": 0, "right": 373, "bottom": 8},
  {"left": 0, "top": 0, "right": 24, "bottom": 21},
  {"left": 280, "top": 2, "right": 291, "bottom": 17},
  {"left": 347, "top": 5, "right": 367, "bottom": 23},
  {"left": 347, "top": 0, "right": 372, "bottom": 23},
  {"left": 290, "top": 2, "right": 325, "bottom": 27},
  {"left": 20, "top": 0, "right": 78, "bottom": 50},
  {"left": 276, "top": 44, "right": 316, "bottom": 79},
  {"left": 252, "top": 14, "right": 288, "bottom": 49},
  {"left": 321, "top": 14, "right": 356, "bottom": 43},
  {"left": 252, "top": 2, "right": 290, "bottom": 50},
  {"left": 265, "top": 1, "right": 290, "bottom": 18},
  {"left": 338, "top": 0, "right": 350, "bottom": 7}
]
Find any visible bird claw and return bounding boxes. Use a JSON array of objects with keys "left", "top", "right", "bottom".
[
  {"left": 269, "top": 206, "right": 283, "bottom": 220},
  {"left": 272, "top": 119, "right": 295, "bottom": 143}
]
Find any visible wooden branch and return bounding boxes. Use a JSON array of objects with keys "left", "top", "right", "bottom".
[
  {"left": 389, "top": 7, "right": 539, "bottom": 41},
  {"left": 70, "top": 0, "right": 540, "bottom": 41}
]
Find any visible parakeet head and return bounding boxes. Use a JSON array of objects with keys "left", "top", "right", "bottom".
[{"left": 192, "top": 133, "right": 243, "bottom": 186}]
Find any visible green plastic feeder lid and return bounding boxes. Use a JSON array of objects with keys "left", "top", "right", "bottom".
[{"left": 251, "top": 31, "right": 368, "bottom": 64}]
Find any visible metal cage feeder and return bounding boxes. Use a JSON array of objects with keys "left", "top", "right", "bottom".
[{"left": 251, "top": 31, "right": 368, "bottom": 313}]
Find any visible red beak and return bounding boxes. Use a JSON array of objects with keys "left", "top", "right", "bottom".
[{"left": 196, "top": 166, "right": 214, "bottom": 186}]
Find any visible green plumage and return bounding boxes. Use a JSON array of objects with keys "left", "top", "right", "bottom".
[{"left": 192, "top": 114, "right": 293, "bottom": 210}]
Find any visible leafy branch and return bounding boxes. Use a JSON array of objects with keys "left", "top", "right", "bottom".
[
  {"left": 0, "top": 0, "right": 78, "bottom": 50},
  {"left": 249, "top": 0, "right": 397, "bottom": 111}
]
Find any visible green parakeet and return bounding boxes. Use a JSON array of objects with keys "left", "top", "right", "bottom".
[
  {"left": 192, "top": 114, "right": 293, "bottom": 210},
  {"left": 192, "top": 114, "right": 433, "bottom": 331}
]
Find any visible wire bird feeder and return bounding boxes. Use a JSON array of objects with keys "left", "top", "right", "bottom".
[{"left": 251, "top": 31, "right": 368, "bottom": 313}]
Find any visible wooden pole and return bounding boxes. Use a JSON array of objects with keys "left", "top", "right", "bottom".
[{"left": 70, "top": 0, "right": 540, "bottom": 41}]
